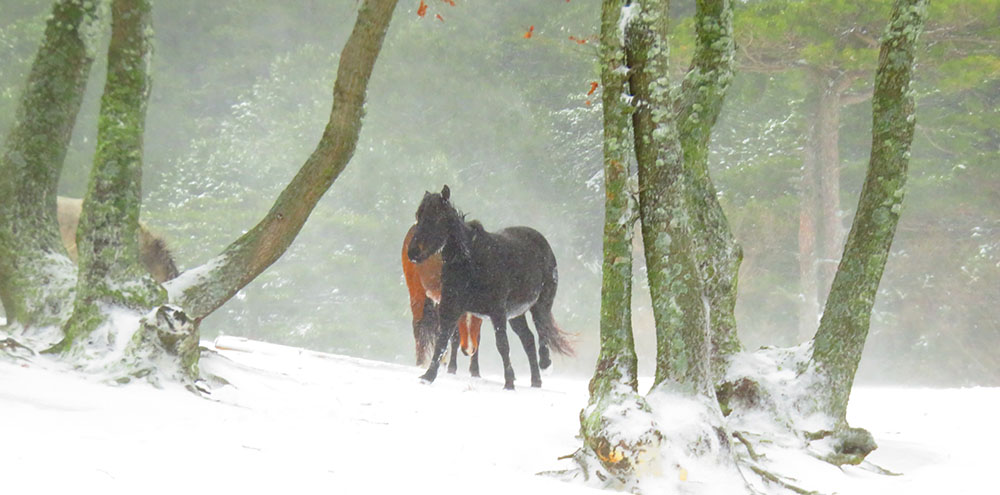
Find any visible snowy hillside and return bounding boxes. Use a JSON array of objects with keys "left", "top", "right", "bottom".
[{"left": 1, "top": 336, "right": 994, "bottom": 494}]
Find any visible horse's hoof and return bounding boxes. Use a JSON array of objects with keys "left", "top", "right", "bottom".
[
  {"left": 531, "top": 380, "right": 542, "bottom": 388},
  {"left": 446, "top": 367, "right": 457, "bottom": 375},
  {"left": 503, "top": 383, "right": 515, "bottom": 391},
  {"left": 419, "top": 372, "right": 436, "bottom": 384}
]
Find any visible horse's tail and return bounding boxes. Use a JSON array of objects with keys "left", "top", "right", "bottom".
[
  {"left": 139, "top": 228, "right": 179, "bottom": 282},
  {"left": 535, "top": 310, "right": 575, "bottom": 357},
  {"left": 403, "top": 224, "right": 437, "bottom": 365},
  {"left": 531, "top": 266, "right": 574, "bottom": 369}
]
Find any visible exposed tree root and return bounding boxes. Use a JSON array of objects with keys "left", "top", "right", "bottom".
[
  {"left": 118, "top": 305, "right": 200, "bottom": 387},
  {"left": 1, "top": 336, "right": 36, "bottom": 360},
  {"left": 746, "top": 464, "right": 822, "bottom": 495}
]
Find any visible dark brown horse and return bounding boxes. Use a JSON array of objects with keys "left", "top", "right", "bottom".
[
  {"left": 407, "top": 185, "right": 573, "bottom": 390},
  {"left": 402, "top": 224, "right": 482, "bottom": 376}
]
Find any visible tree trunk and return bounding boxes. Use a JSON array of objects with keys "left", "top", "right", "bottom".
[
  {"left": 59, "top": 0, "right": 164, "bottom": 353},
  {"left": 675, "top": 0, "right": 742, "bottom": 378},
  {"left": 579, "top": 0, "right": 653, "bottom": 478},
  {"left": 811, "top": 0, "right": 928, "bottom": 425},
  {"left": 167, "top": 0, "right": 399, "bottom": 323},
  {"left": 797, "top": 132, "right": 821, "bottom": 342},
  {"left": 816, "top": 80, "right": 844, "bottom": 301},
  {"left": 0, "top": 0, "right": 101, "bottom": 328},
  {"left": 799, "top": 70, "right": 870, "bottom": 342},
  {"left": 627, "top": 0, "right": 713, "bottom": 393}
]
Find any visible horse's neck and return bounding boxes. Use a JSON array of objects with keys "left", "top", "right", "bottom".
[{"left": 443, "top": 218, "right": 474, "bottom": 264}]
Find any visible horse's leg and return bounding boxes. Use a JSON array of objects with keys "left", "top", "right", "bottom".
[
  {"left": 414, "top": 299, "right": 438, "bottom": 366},
  {"left": 447, "top": 329, "right": 459, "bottom": 374},
  {"left": 469, "top": 346, "right": 480, "bottom": 377},
  {"left": 469, "top": 316, "right": 482, "bottom": 355},
  {"left": 530, "top": 282, "right": 559, "bottom": 370},
  {"left": 468, "top": 316, "right": 482, "bottom": 377},
  {"left": 509, "top": 315, "right": 542, "bottom": 387},
  {"left": 420, "top": 305, "right": 460, "bottom": 384},
  {"left": 491, "top": 314, "right": 516, "bottom": 390}
]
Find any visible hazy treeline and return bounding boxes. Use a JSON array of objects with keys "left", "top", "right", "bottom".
[{"left": 1, "top": 0, "right": 995, "bottom": 385}]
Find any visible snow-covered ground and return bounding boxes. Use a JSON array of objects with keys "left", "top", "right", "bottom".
[{"left": 1, "top": 336, "right": 993, "bottom": 494}]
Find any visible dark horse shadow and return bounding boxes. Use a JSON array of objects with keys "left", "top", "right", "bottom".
[{"left": 406, "top": 185, "right": 573, "bottom": 390}]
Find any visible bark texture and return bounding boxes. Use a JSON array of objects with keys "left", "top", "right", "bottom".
[
  {"left": 627, "top": 0, "right": 713, "bottom": 393},
  {"left": 676, "top": 0, "right": 742, "bottom": 377},
  {"left": 811, "top": 0, "right": 928, "bottom": 424},
  {"left": 168, "top": 0, "right": 399, "bottom": 322},
  {"left": 60, "top": 0, "right": 164, "bottom": 351},
  {"left": 0, "top": 0, "right": 101, "bottom": 327},
  {"left": 580, "top": 0, "right": 649, "bottom": 477}
]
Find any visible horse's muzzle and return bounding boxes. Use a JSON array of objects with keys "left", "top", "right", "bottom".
[{"left": 407, "top": 244, "right": 427, "bottom": 264}]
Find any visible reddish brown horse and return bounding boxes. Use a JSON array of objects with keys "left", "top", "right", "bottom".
[{"left": 403, "top": 224, "right": 482, "bottom": 376}]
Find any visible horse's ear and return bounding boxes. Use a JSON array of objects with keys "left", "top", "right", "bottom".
[{"left": 441, "top": 185, "right": 450, "bottom": 201}]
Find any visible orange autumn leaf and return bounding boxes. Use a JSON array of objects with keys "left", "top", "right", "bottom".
[
  {"left": 436, "top": 13, "right": 444, "bottom": 21},
  {"left": 442, "top": 0, "right": 456, "bottom": 5},
  {"left": 587, "top": 81, "right": 599, "bottom": 96},
  {"left": 569, "top": 35, "right": 588, "bottom": 45},
  {"left": 417, "top": 0, "right": 427, "bottom": 17},
  {"left": 524, "top": 25, "right": 534, "bottom": 39}
]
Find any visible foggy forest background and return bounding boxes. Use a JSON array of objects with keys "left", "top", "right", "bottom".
[{"left": 1, "top": 0, "right": 995, "bottom": 386}]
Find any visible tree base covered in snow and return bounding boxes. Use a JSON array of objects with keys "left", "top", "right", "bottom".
[{"left": 566, "top": 343, "right": 893, "bottom": 494}]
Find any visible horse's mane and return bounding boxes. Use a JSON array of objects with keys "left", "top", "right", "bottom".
[{"left": 447, "top": 207, "right": 478, "bottom": 261}]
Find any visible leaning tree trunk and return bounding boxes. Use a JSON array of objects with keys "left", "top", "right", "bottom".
[
  {"left": 811, "top": 0, "right": 928, "bottom": 426},
  {"left": 0, "top": 0, "right": 101, "bottom": 329},
  {"left": 167, "top": 0, "right": 399, "bottom": 319},
  {"left": 579, "top": 0, "right": 653, "bottom": 480},
  {"left": 57, "top": 0, "right": 165, "bottom": 356}
]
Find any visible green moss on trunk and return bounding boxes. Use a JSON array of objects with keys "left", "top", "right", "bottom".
[
  {"left": 626, "top": 0, "right": 713, "bottom": 394},
  {"left": 0, "top": 0, "right": 101, "bottom": 327},
  {"left": 811, "top": 0, "right": 928, "bottom": 423},
  {"left": 578, "top": 0, "right": 653, "bottom": 476},
  {"left": 172, "top": 0, "right": 399, "bottom": 322},
  {"left": 676, "top": 0, "right": 742, "bottom": 378},
  {"left": 62, "top": 0, "right": 163, "bottom": 350}
]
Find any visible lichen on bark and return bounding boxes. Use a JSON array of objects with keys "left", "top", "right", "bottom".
[
  {"left": 579, "top": 0, "right": 647, "bottom": 475},
  {"left": 171, "top": 0, "right": 400, "bottom": 323},
  {"left": 0, "top": 0, "right": 102, "bottom": 328},
  {"left": 59, "top": 0, "right": 163, "bottom": 354},
  {"left": 810, "top": 0, "right": 928, "bottom": 425}
]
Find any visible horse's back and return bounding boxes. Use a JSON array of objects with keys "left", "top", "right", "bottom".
[
  {"left": 496, "top": 226, "right": 556, "bottom": 266},
  {"left": 491, "top": 226, "right": 557, "bottom": 312}
]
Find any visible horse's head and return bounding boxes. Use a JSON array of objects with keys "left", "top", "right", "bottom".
[{"left": 408, "top": 185, "right": 458, "bottom": 263}]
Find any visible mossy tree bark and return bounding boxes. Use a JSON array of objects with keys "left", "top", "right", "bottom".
[
  {"left": 811, "top": 0, "right": 928, "bottom": 425},
  {"left": 577, "top": 1, "right": 745, "bottom": 487},
  {"left": 3, "top": 0, "right": 398, "bottom": 383},
  {"left": 58, "top": 0, "right": 164, "bottom": 354},
  {"left": 0, "top": 0, "right": 101, "bottom": 328},
  {"left": 168, "top": 0, "right": 399, "bottom": 322},
  {"left": 674, "top": 0, "right": 742, "bottom": 378},
  {"left": 627, "top": 0, "right": 714, "bottom": 394},
  {"left": 580, "top": 0, "right": 650, "bottom": 476}
]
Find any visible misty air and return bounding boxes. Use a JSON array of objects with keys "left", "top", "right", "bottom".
[{"left": 1, "top": 1, "right": 996, "bottom": 494}]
